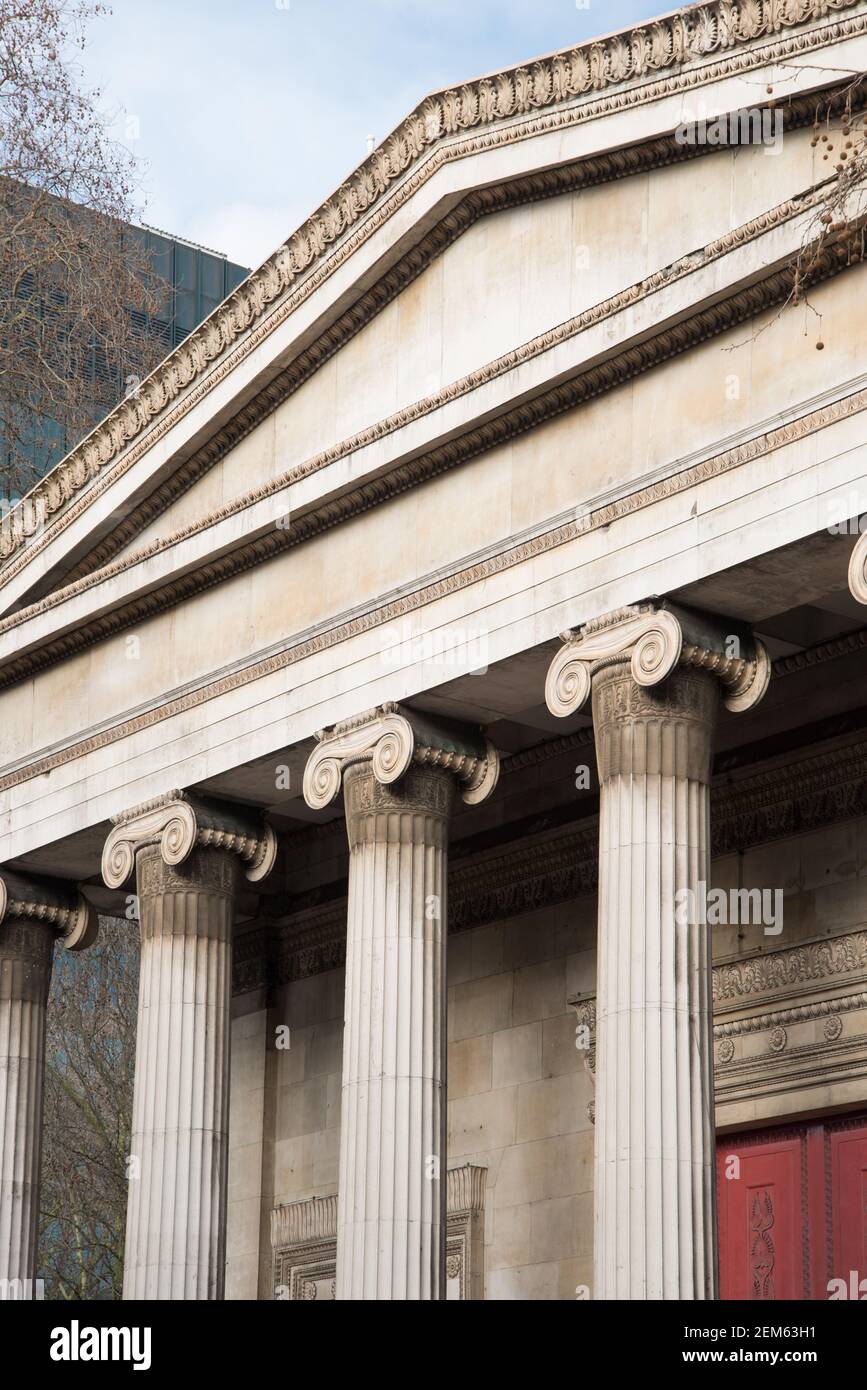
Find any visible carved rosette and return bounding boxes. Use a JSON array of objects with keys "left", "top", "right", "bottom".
[
  {"left": 545, "top": 601, "right": 771, "bottom": 721},
  {"left": 302, "top": 702, "right": 500, "bottom": 813},
  {"left": 0, "top": 868, "right": 98, "bottom": 953},
  {"left": 101, "top": 789, "right": 277, "bottom": 890}
]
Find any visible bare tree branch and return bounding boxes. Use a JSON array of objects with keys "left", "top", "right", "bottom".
[
  {"left": 39, "top": 916, "right": 138, "bottom": 1302},
  {"left": 0, "top": 1, "right": 170, "bottom": 500}
]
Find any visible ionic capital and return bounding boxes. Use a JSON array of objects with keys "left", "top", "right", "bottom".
[
  {"left": 545, "top": 602, "right": 771, "bottom": 718},
  {"left": 302, "top": 701, "right": 500, "bottom": 811},
  {"left": 0, "top": 869, "right": 98, "bottom": 952},
  {"left": 101, "top": 790, "right": 278, "bottom": 890},
  {"left": 848, "top": 533, "right": 867, "bottom": 605}
]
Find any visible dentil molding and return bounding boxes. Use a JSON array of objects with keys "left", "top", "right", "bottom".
[
  {"left": 64, "top": 75, "right": 864, "bottom": 591},
  {"left": 47, "top": 172, "right": 830, "bottom": 602},
  {"left": 2, "top": 224, "right": 862, "bottom": 697},
  {"left": 1, "top": 387, "right": 865, "bottom": 797}
]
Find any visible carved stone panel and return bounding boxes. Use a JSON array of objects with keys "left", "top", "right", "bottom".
[
  {"left": 271, "top": 1165, "right": 486, "bottom": 1301},
  {"left": 569, "top": 928, "right": 867, "bottom": 1128}
]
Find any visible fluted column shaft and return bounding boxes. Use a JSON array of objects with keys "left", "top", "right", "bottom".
[
  {"left": 0, "top": 920, "right": 54, "bottom": 1292},
  {"left": 123, "top": 845, "right": 238, "bottom": 1301},
  {"left": 592, "top": 662, "right": 718, "bottom": 1300},
  {"left": 337, "top": 763, "right": 453, "bottom": 1301}
]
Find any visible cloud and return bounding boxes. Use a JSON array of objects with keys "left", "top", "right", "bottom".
[{"left": 81, "top": 0, "right": 666, "bottom": 269}]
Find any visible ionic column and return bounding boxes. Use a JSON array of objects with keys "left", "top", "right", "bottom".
[
  {"left": 546, "top": 604, "right": 770, "bottom": 1300},
  {"left": 102, "top": 791, "right": 277, "bottom": 1300},
  {"left": 303, "top": 703, "right": 499, "bottom": 1300},
  {"left": 0, "top": 871, "right": 96, "bottom": 1293},
  {"left": 849, "top": 535, "right": 867, "bottom": 606}
]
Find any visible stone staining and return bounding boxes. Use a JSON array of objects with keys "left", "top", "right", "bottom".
[
  {"left": 546, "top": 603, "right": 770, "bottom": 1301},
  {"left": 303, "top": 704, "right": 499, "bottom": 1300},
  {"left": 0, "top": 871, "right": 97, "bottom": 1289}
]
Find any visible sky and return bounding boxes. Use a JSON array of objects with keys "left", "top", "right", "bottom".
[{"left": 77, "top": 0, "right": 668, "bottom": 271}]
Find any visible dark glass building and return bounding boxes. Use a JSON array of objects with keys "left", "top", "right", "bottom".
[
  {"left": 132, "top": 225, "right": 249, "bottom": 353},
  {"left": 1, "top": 214, "right": 248, "bottom": 486}
]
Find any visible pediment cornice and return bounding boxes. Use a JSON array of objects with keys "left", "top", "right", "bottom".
[
  {"left": 0, "top": 0, "right": 864, "bottom": 590},
  {"left": 0, "top": 186, "right": 863, "bottom": 689},
  {"left": 65, "top": 129, "right": 710, "bottom": 587}
]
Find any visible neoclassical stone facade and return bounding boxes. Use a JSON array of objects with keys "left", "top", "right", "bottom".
[{"left": 2, "top": 0, "right": 867, "bottom": 1300}]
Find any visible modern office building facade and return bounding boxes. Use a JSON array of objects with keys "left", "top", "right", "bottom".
[{"left": 0, "top": 216, "right": 248, "bottom": 484}]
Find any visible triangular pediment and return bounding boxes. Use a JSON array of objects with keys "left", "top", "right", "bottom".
[{"left": 2, "top": 0, "right": 866, "bottom": 624}]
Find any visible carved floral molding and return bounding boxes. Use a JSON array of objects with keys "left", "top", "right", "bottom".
[
  {"left": 714, "top": 930, "right": 867, "bottom": 1003},
  {"left": 61, "top": 132, "right": 714, "bottom": 587},
  {"left": 0, "top": 0, "right": 863, "bottom": 578},
  {"left": 1, "top": 225, "right": 863, "bottom": 697},
  {"left": 2, "top": 371, "right": 866, "bottom": 800},
  {"left": 41, "top": 170, "right": 829, "bottom": 605},
  {"left": 41, "top": 83, "right": 858, "bottom": 598},
  {"left": 571, "top": 930, "right": 867, "bottom": 1117}
]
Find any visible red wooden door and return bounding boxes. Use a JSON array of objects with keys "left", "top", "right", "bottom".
[
  {"left": 717, "top": 1115, "right": 867, "bottom": 1300},
  {"left": 717, "top": 1130, "right": 806, "bottom": 1299},
  {"left": 827, "top": 1123, "right": 867, "bottom": 1295}
]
